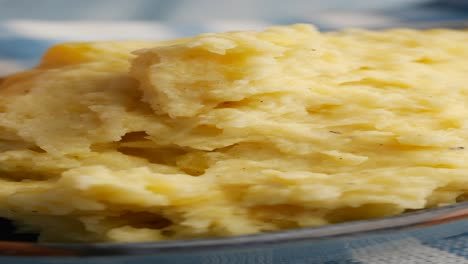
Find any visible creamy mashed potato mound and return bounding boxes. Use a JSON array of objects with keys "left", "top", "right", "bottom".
[{"left": 0, "top": 24, "right": 468, "bottom": 242}]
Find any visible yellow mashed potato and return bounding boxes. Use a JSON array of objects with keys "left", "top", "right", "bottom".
[{"left": 0, "top": 24, "right": 468, "bottom": 242}]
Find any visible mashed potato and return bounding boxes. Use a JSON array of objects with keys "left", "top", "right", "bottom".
[{"left": 0, "top": 24, "right": 468, "bottom": 242}]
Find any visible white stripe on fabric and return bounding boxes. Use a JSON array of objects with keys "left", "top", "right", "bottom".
[
  {"left": 199, "top": 20, "right": 272, "bottom": 33},
  {"left": 0, "top": 58, "right": 27, "bottom": 75},
  {"left": 310, "top": 12, "right": 398, "bottom": 29},
  {"left": 3, "top": 20, "right": 178, "bottom": 41}
]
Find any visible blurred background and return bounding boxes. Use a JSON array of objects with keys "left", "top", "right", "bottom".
[{"left": 1, "top": 0, "right": 468, "bottom": 75}]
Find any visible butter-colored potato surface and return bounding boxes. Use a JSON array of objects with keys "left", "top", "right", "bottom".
[{"left": 1, "top": 25, "right": 468, "bottom": 242}]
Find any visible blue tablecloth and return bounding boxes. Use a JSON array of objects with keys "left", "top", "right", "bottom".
[
  {"left": 1, "top": 0, "right": 468, "bottom": 75},
  {"left": 0, "top": 0, "right": 467, "bottom": 263}
]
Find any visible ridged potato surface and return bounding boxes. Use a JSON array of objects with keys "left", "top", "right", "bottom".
[{"left": 0, "top": 25, "right": 467, "bottom": 242}]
